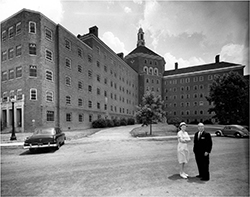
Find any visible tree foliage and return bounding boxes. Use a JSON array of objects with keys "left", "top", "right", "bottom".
[
  {"left": 206, "top": 71, "right": 249, "bottom": 125},
  {"left": 135, "top": 91, "right": 165, "bottom": 135}
]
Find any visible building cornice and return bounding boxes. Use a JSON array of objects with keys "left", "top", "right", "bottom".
[{"left": 163, "top": 65, "right": 244, "bottom": 79}]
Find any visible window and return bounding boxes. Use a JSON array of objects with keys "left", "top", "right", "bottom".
[
  {"left": 16, "top": 66, "right": 22, "bottom": 78},
  {"left": 208, "top": 75, "right": 213, "bottom": 80},
  {"left": 29, "top": 22, "right": 36, "bottom": 34},
  {"left": 199, "top": 85, "right": 204, "bottom": 89},
  {"left": 97, "top": 61, "right": 100, "bottom": 68},
  {"left": 193, "top": 77, "right": 198, "bottom": 82},
  {"left": 200, "top": 110, "right": 203, "bottom": 115},
  {"left": 104, "top": 65, "right": 107, "bottom": 72},
  {"left": 149, "top": 67, "right": 153, "bottom": 75},
  {"left": 78, "top": 98, "right": 83, "bottom": 106},
  {"left": 97, "top": 102, "right": 100, "bottom": 109},
  {"left": 66, "top": 96, "right": 71, "bottom": 105},
  {"left": 88, "top": 85, "right": 92, "bottom": 93},
  {"left": 2, "top": 71, "right": 8, "bottom": 81},
  {"left": 97, "top": 88, "right": 100, "bottom": 95},
  {"left": 9, "top": 26, "right": 14, "bottom": 38},
  {"left": 16, "top": 45, "right": 22, "bottom": 56},
  {"left": 65, "top": 39, "right": 71, "bottom": 50},
  {"left": 104, "top": 91, "right": 107, "bottom": 97},
  {"left": 194, "top": 101, "right": 198, "bottom": 106},
  {"left": 46, "top": 91, "right": 53, "bottom": 102},
  {"left": 88, "top": 54, "right": 92, "bottom": 63},
  {"left": 64, "top": 58, "right": 71, "bottom": 69},
  {"left": 45, "top": 28, "right": 52, "bottom": 41},
  {"left": 28, "top": 66, "right": 37, "bottom": 78},
  {"left": 2, "top": 30, "right": 7, "bottom": 41},
  {"left": 16, "top": 22, "right": 21, "bottom": 35},
  {"left": 79, "top": 114, "right": 83, "bottom": 122},
  {"left": 193, "top": 85, "right": 198, "bottom": 90},
  {"left": 78, "top": 65, "right": 82, "bottom": 73},
  {"left": 8, "top": 48, "right": 14, "bottom": 59},
  {"left": 199, "top": 101, "right": 204, "bottom": 106},
  {"left": 66, "top": 113, "right": 72, "bottom": 122},
  {"left": 194, "top": 93, "right": 198, "bottom": 98},
  {"left": 88, "top": 70, "right": 92, "bottom": 78},
  {"left": 97, "top": 74, "right": 100, "bottom": 82},
  {"left": 78, "top": 48, "right": 83, "bottom": 58},
  {"left": 17, "top": 89, "right": 22, "bottom": 100},
  {"left": 185, "top": 78, "right": 190, "bottom": 83},
  {"left": 65, "top": 76, "right": 71, "bottom": 86},
  {"left": 9, "top": 69, "right": 14, "bottom": 80},
  {"left": 45, "top": 49, "right": 53, "bottom": 61},
  {"left": 154, "top": 68, "right": 158, "bottom": 75},
  {"left": 78, "top": 81, "right": 83, "bottom": 90},
  {"left": 104, "top": 78, "right": 107, "bottom": 84},
  {"left": 30, "top": 89, "right": 37, "bottom": 100},
  {"left": 96, "top": 46, "right": 100, "bottom": 54},
  {"left": 89, "top": 115, "right": 92, "bottom": 122},
  {"left": 2, "top": 51, "right": 7, "bottom": 61},
  {"left": 199, "top": 76, "right": 204, "bottom": 81},
  {"left": 88, "top": 101, "right": 92, "bottom": 108},
  {"left": 45, "top": 70, "right": 53, "bottom": 81},
  {"left": 47, "top": 111, "right": 54, "bottom": 121}
]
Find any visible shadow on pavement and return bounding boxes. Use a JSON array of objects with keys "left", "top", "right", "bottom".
[
  {"left": 168, "top": 174, "right": 205, "bottom": 184},
  {"left": 20, "top": 148, "right": 57, "bottom": 156}
]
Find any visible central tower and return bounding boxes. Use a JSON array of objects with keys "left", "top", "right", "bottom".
[{"left": 125, "top": 28, "right": 165, "bottom": 104}]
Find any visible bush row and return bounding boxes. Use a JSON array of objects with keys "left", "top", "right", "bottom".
[{"left": 92, "top": 118, "right": 135, "bottom": 128}]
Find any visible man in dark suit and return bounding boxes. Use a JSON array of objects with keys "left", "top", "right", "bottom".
[{"left": 193, "top": 123, "right": 213, "bottom": 181}]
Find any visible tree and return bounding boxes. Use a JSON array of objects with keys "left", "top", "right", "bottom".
[
  {"left": 206, "top": 71, "right": 249, "bottom": 125},
  {"left": 135, "top": 91, "right": 165, "bottom": 135}
]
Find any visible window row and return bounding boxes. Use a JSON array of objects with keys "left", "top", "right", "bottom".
[
  {"left": 2, "top": 89, "right": 23, "bottom": 102},
  {"left": 166, "top": 74, "right": 219, "bottom": 85},
  {"left": 143, "top": 66, "right": 159, "bottom": 76},
  {"left": 146, "top": 87, "right": 160, "bottom": 92},
  {"left": 2, "top": 66, "right": 54, "bottom": 82},
  {"left": 166, "top": 101, "right": 209, "bottom": 107},
  {"left": 167, "top": 93, "right": 206, "bottom": 100},
  {"left": 146, "top": 78, "right": 160, "bottom": 84},
  {"left": 1, "top": 45, "right": 53, "bottom": 62},
  {"left": 168, "top": 110, "right": 210, "bottom": 116},
  {"left": 144, "top": 59, "right": 158, "bottom": 66},
  {"left": 168, "top": 85, "right": 205, "bottom": 92},
  {"left": 2, "top": 21, "right": 36, "bottom": 42}
]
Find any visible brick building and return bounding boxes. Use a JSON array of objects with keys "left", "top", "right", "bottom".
[
  {"left": 1, "top": 9, "right": 138, "bottom": 132},
  {"left": 163, "top": 56, "right": 245, "bottom": 123},
  {"left": 0, "top": 9, "right": 246, "bottom": 132}
]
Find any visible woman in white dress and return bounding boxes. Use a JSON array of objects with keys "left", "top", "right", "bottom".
[{"left": 177, "top": 122, "right": 191, "bottom": 179}]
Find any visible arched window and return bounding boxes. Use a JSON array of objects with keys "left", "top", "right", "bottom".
[
  {"left": 154, "top": 68, "right": 158, "bottom": 75},
  {"left": 143, "top": 66, "right": 148, "bottom": 74},
  {"left": 149, "top": 67, "right": 153, "bottom": 75}
]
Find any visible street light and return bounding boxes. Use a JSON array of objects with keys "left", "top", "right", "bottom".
[{"left": 10, "top": 98, "right": 17, "bottom": 141}]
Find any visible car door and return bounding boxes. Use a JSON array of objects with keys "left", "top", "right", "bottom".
[{"left": 223, "top": 126, "right": 230, "bottom": 135}]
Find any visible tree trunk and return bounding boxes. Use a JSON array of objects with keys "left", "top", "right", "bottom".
[{"left": 150, "top": 123, "right": 152, "bottom": 135}]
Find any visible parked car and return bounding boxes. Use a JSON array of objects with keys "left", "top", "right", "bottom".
[
  {"left": 215, "top": 125, "right": 249, "bottom": 138},
  {"left": 23, "top": 127, "right": 66, "bottom": 152}
]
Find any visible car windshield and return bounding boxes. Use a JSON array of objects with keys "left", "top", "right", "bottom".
[{"left": 34, "top": 128, "right": 55, "bottom": 135}]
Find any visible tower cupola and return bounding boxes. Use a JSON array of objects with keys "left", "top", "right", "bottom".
[{"left": 137, "top": 27, "right": 145, "bottom": 47}]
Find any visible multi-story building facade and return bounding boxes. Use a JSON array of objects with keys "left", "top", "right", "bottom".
[
  {"left": 1, "top": 9, "right": 138, "bottom": 132},
  {"left": 163, "top": 56, "right": 245, "bottom": 123},
  {"left": 1, "top": 9, "right": 246, "bottom": 132}
]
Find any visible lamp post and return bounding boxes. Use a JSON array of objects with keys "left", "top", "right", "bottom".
[{"left": 10, "top": 98, "right": 17, "bottom": 141}]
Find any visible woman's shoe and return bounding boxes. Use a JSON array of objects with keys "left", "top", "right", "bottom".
[
  {"left": 183, "top": 172, "right": 189, "bottom": 177},
  {"left": 180, "top": 173, "right": 187, "bottom": 179}
]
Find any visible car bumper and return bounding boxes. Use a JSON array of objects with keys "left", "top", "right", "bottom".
[{"left": 23, "top": 143, "right": 57, "bottom": 149}]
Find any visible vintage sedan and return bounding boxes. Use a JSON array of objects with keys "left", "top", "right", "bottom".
[
  {"left": 23, "top": 127, "right": 66, "bottom": 152},
  {"left": 215, "top": 125, "right": 249, "bottom": 138}
]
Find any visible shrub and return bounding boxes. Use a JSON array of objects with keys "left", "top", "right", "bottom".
[
  {"left": 120, "top": 118, "right": 128, "bottom": 126},
  {"left": 203, "top": 119, "right": 213, "bottom": 124},
  {"left": 167, "top": 117, "right": 181, "bottom": 128},
  {"left": 127, "top": 118, "right": 135, "bottom": 125},
  {"left": 92, "top": 118, "right": 106, "bottom": 128},
  {"left": 113, "top": 118, "right": 121, "bottom": 126},
  {"left": 105, "top": 119, "right": 114, "bottom": 127}
]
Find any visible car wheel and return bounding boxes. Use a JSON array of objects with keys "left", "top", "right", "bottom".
[
  {"left": 234, "top": 133, "right": 242, "bottom": 138},
  {"left": 56, "top": 142, "right": 60, "bottom": 150},
  {"left": 215, "top": 131, "right": 222, "bottom": 136}
]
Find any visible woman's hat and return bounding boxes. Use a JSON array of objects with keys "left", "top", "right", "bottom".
[{"left": 179, "top": 122, "right": 186, "bottom": 127}]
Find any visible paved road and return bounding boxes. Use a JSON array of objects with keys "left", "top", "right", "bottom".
[{"left": 1, "top": 132, "right": 249, "bottom": 196}]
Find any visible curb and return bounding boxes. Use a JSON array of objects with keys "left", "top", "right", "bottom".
[{"left": 0, "top": 134, "right": 217, "bottom": 146}]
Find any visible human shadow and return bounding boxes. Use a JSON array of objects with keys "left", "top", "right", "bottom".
[
  {"left": 168, "top": 174, "right": 205, "bottom": 184},
  {"left": 20, "top": 148, "right": 57, "bottom": 156}
]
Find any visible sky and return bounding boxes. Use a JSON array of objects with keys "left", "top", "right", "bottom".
[{"left": 0, "top": 0, "right": 249, "bottom": 74}]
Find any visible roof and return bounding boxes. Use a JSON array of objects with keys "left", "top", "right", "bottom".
[
  {"left": 127, "top": 46, "right": 163, "bottom": 58},
  {"left": 163, "top": 61, "right": 243, "bottom": 76}
]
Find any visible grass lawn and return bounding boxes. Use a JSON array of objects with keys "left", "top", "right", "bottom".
[{"left": 130, "top": 123, "right": 224, "bottom": 137}]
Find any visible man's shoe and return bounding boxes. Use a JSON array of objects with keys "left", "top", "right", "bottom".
[
  {"left": 200, "top": 178, "right": 209, "bottom": 181},
  {"left": 196, "top": 175, "right": 202, "bottom": 178}
]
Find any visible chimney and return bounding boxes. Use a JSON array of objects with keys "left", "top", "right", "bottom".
[
  {"left": 117, "top": 53, "right": 124, "bottom": 59},
  {"left": 175, "top": 62, "right": 178, "bottom": 70},
  {"left": 89, "top": 26, "right": 98, "bottom": 37},
  {"left": 215, "top": 55, "right": 220, "bottom": 63}
]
